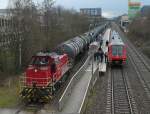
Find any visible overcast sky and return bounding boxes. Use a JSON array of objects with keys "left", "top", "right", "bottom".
[{"left": 0, "top": 0, "right": 150, "bottom": 18}]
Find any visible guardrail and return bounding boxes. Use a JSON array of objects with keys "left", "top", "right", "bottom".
[
  {"left": 79, "top": 64, "right": 99, "bottom": 114},
  {"left": 58, "top": 55, "right": 92, "bottom": 111}
]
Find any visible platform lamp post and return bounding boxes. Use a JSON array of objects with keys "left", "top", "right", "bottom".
[
  {"left": 89, "top": 24, "right": 93, "bottom": 76},
  {"left": 89, "top": 45, "right": 95, "bottom": 76},
  {"left": 19, "top": 33, "right": 22, "bottom": 68},
  {"left": 91, "top": 52, "right": 94, "bottom": 76},
  {"left": 89, "top": 24, "right": 92, "bottom": 31}
]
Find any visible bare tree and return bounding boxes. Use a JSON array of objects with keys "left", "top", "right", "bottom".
[
  {"left": 0, "top": 0, "right": 91, "bottom": 74},
  {"left": 128, "top": 11, "right": 150, "bottom": 57}
]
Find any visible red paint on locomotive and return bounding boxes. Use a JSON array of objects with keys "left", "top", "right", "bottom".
[{"left": 25, "top": 53, "right": 70, "bottom": 87}]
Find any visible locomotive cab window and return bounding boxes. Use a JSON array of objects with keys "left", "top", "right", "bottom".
[{"left": 30, "top": 57, "right": 49, "bottom": 66}]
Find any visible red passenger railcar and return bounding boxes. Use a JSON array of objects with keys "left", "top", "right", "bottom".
[{"left": 108, "top": 32, "right": 127, "bottom": 65}]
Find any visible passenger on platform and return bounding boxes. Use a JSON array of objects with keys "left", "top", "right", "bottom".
[
  {"left": 98, "top": 48, "right": 104, "bottom": 63},
  {"left": 97, "top": 34, "right": 102, "bottom": 42},
  {"left": 104, "top": 52, "right": 108, "bottom": 63},
  {"left": 106, "top": 40, "right": 109, "bottom": 46},
  {"left": 104, "top": 41, "right": 109, "bottom": 63},
  {"left": 100, "top": 38, "right": 103, "bottom": 47},
  {"left": 94, "top": 51, "right": 99, "bottom": 61}
]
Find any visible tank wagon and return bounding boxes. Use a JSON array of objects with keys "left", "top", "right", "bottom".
[
  {"left": 55, "top": 25, "right": 106, "bottom": 66},
  {"left": 108, "top": 30, "right": 127, "bottom": 65},
  {"left": 20, "top": 24, "right": 107, "bottom": 103}
]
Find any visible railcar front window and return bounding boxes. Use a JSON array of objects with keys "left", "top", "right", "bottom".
[
  {"left": 112, "top": 46, "right": 118, "bottom": 56},
  {"left": 112, "top": 45, "right": 123, "bottom": 56},
  {"left": 118, "top": 46, "right": 123, "bottom": 56}
]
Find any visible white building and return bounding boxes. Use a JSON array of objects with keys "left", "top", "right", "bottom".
[{"left": 120, "top": 15, "right": 129, "bottom": 32}]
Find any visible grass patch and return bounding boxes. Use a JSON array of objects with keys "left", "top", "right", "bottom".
[{"left": 0, "top": 78, "right": 20, "bottom": 108}]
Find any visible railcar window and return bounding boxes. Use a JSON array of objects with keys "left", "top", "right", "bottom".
[
  {"left": 118, "top": 46, "right": 123, "bottom": 56},
  {"left": 112, "top": 45, "right": 123, "bottom": 56},
  {"left": 112, "top": 46, "right": 118, "bottom": 56}
]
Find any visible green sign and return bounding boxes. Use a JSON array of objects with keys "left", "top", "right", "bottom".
[
  {"left": 129, "top": 0, "right": 140, "bottom": 2},
  {"left": 128, "top": 0, "right": 141, "bottom": 20},
  {"left": 129, "top": 6, "right": 140, "bottom": 9},
  {"left": 128, "top": 7, "right": 140, "bottom": 19}
]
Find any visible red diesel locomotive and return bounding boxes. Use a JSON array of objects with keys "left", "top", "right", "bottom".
[
  {"left": 20, "top": 52, "right": 70, "bottom": 103},
  {"left": 108, "top": 31, "right": 127, "bottom": 65}
]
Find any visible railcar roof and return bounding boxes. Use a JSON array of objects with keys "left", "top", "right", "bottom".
[
  {"left": 110, "top": 38, "right": 124, "bottom": 45},
  {"left": 110, "top": 42, "right": 124, "bottom": 45},
  {"left": 110, "top": 32, "right": 125, "bottom": 45}
]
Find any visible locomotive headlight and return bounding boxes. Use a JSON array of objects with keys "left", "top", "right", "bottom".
[{"left": 35, "top": 69, "right": 37, "bottom": 72}]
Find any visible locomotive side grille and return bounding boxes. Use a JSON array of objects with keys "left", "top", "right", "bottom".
[{"left": 20, "top": 76, "right": 52, "bottom": 89}]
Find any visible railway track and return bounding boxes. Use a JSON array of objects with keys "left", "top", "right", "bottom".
[
  {"left": 112, "top": 23, "right": 150, "bottom": 113},
  {"left": 120, "top": 25, "right": 150, "bottom": 100},
  {"left": 106, "top": 67, "right": 136, "bottom": 114},
  {"left": 126, "top": 43, "right": 150, "bottom": 112},
  {"left": 127, "top": 47, "right": 150, "bottom": 98}
]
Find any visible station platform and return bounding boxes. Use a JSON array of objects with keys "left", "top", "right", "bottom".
[
  {"left": 99, "top": 62, "right": 107, "bottom": 73},
  {"left": 59, "top": 28, "right": 110, "bottom": 113},
  {"left": 61, "top": 60, "right": 98, "bottom": 114},
  {"left": 98, "top": 28, "right": 110, "bottom": 73}
]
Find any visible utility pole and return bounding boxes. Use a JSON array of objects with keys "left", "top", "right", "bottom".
[
  {"left": 19, "top": 35, "right": 22, "bottom": 67},
  {"left": 44, "top": 0, "right": 54, "bottom": 47},
  {"left": 89, "top": 25, "right": 94, "bottom": 76},
  {"left": 91, "top": 53, "right": 94, "bottom": 76}
]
